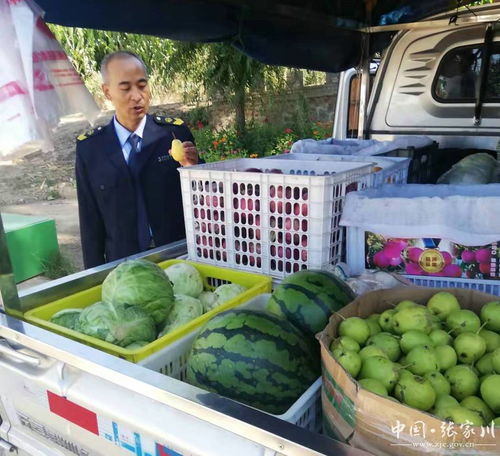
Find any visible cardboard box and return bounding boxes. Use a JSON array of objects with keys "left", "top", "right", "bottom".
[{"left": 319, "top": 287, "right": 499, "bottom": 456}]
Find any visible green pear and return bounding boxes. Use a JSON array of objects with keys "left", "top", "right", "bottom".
[
  {"left": 427, "top": 292, "right": 461, "bottom": 320},
  {"left": 446, "top": 309, "right": 481, "bottom": 335},
  {"left": 454, "top": 332, "right": 486, "bottom": 364},
  {"left": 359, "top": 345, "right": 388, "bottom": 361},
  {"left": 398, "top": 369, "right": 414, "bottom": 381},
  {"left": 479, "top": 329, "right": 500, "bottom": 353},
  {"left": 379, "top": 309, "right": 396, "bottom": 333},
  {"left": 367, "top": 313, "right": 381, "bottom": 322},
  {"left": 445, "top": 406, "right": 484, "bottom": 426},
  {"left": 461, "top": 396, "right": 494, "bottom": 424},
  {"left": 330, "top": 336, "right": 361, "bottom": 353},
  {"left": 432, "top": 394, "right": 460, "bottom": 419},
  {"left": 430, "top": 314, "right": 443, "bottom": 330},
  {"left": 480, "top": 375, "right": 500, "bottom": 414},
  {"left": 395, "top": 300, "right": 419, "bottom": 311},
  {"left": 425, "top": 371, "right": 451, "bottom": 396},
  {"left": 429, "top": 329, "right": 452, "bottom": 347},
  {"left": 333, "top": 348, "right": 362, "bottom": 378},
  {"left": 392, "top": 306, "right": 434, "bottom": 335},
  {"left": 400, "top": 330, "right": 433, "bottom": 354},
  {"left": 366, "top": 318, "right": 382, "bottom": 336},
  {"left": 480, "top": 301, "right": 500, "bottom": 332},
  {"left": 476, "top": 353, "right": 496, "bottom": 376},
  {"left": 492, "top": 347, "right": 500, "bottom": 373},
  {"left": 434, "top": 345, "right": 457, "bottom": 371},
  {"left": 339, "top": 317, "right": 370, "bottom": 345},
  {"left": 359, "top": 356, "right": 399, "bottom": 392},
  {"left": 394, "top": 373, "right": 436, "bottom": 411},
  {"left": 358, "top": 378, "right": 388, "bottom": 396},
  {"left": 445, "top": 365, "right": 480, "bottom": 401},
  {"left": 406, "top": 346, "right": 439, "bottom": 375},
  {"left": 366, "top": 332, "right": 401, "bottom": 362}
]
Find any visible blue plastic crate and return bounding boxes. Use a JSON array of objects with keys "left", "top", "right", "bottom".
[{"left": 405, "top": 275, "right": 499, "bottom": 297}]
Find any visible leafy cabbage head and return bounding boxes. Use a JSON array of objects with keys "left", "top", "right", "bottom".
[
  {"left": 102, "top": 259, "right": 174, "bottom": 326},
  {"left": 164, "top": 263, "right": 203, "bottom": 298},
  {"left": 77, "top": 301, "right": 156, "bottom": 347},
  {"left": 199, "top": 291, "right": 217, "bottom": 312},
  {"left": 50, "top": 309, "right": 82, "bottom": 330},
  {"left": 213, "top": 283, "right": 246, "bottom": 306},
  {"left": 159, "top": 294, "right": 203, "bottom": 337}
]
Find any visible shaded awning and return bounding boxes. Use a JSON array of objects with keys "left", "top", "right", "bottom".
[{"left": 36, "top": 1, "right": 478, "bottom": 72}]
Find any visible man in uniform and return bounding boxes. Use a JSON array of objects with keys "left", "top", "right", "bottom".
[{"left": 75, "top": 51, "right": 199, "bottom": 269}]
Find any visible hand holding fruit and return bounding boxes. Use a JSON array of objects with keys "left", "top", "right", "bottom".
[{"left": 169, "top": 139, "right": 199, "bottom": 167}]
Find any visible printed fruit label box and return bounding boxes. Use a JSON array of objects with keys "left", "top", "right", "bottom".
[{"left": 365, "top": 233, "right": 500, "bottom": 280}]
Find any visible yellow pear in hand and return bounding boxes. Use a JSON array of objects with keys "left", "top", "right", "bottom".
[{"left": 170, "top": 139, "right": 184, "bottom": 162}]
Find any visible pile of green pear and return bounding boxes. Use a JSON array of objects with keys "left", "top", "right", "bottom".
[{"left": 330, "top": 292, "right": 500, "bottom": 427}]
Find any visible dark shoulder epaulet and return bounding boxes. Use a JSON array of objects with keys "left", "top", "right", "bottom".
[
  {"left": 153, "top": 115, "right": 185, "bottom": 126},
  {"left": 76, "top": 126, "right": 104, "bottom": 142}
]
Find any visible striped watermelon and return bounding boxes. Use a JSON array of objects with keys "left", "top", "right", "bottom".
[
  {"left": 186, "top": 309, "right": 319, "bottom": 414},
  {"left": 267, "top": 269, "right": 355, "bottom": 338}
]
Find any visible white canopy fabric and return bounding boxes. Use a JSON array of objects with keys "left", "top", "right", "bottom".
[{"left": 0, "top": 0, "right": 99, "bottom": 158}]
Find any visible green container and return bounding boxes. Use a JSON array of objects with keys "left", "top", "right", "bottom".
[{"left": 2, "top": 213, "right": 59, "bottom": 283}]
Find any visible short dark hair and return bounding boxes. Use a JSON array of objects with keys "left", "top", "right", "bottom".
[{"left": 100, "top": 51, "right": 148, "bottom": 82}]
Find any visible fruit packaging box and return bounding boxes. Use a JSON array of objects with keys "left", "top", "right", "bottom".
[
  {"left": 341, "top": 184, "right": 500, "bottom": 282},
  {"left": 319, "top": 287, "right": 498, "bottom": 456},
  {"left": 352, "top": 233, "right": 499, "bottom": 281}
]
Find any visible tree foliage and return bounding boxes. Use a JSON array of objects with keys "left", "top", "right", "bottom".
[
  {"left": 49, "top": 26, "right": 289, "bottom": 134},
  {"left": 166, "top": 41, "right": 287, "bottom": 135}
]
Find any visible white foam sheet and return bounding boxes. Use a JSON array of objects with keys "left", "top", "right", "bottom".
[
  {"left": 290, "top": 136, "right": 434, "bottom": 156},
  {"left": 340, "top": 184, "right": 500, "bottom": 245}
]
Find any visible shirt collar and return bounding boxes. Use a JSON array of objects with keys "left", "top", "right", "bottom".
[{"left": 113, "top": 115, "right": 147, "bottom": 148}]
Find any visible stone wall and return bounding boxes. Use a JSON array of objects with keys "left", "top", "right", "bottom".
[{"left": 206, "top": 74, "right": 339, "bottom": 128}]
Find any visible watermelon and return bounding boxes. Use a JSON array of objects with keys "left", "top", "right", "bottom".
[
  {"left": 186, "top": 309, "right": 319, "bottom": 414},
  {"left": 267, "top": 269, "right": 355, "bottom": 338}
]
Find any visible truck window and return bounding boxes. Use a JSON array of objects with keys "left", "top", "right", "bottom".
[{"left": 434, "top": 44, "right": 500, "bottom": 102}]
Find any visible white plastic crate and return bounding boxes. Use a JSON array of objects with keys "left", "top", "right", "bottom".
[
  {"left": 138, "top": 294, "right": 322, "bottom": 432},
  {"left": 405, "top": 275, "right": 500, "bottom": 296},
  {"left": 264, "top": 153, "right": 410, "bottom": 187},
  {"left": 179, "top": 158, "right": 373, "bottom": 279}
]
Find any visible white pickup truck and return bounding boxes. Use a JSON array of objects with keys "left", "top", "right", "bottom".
[{"left": 0, "top": 2, "right": 499, "bottom": 456}]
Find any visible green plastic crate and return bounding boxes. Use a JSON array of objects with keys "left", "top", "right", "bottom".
[{"left": 2, "top": 213, "right": 59, "bottom": 283}]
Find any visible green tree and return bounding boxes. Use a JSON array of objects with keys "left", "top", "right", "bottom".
[
  {"left": 49, "top": 26, "right": 175, "bottom": 95},
  {"left": 167, "top": 41, "right": 286, "bottom": 136}
]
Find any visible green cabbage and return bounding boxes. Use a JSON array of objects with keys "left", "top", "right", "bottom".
[
  {"left": 50, "top": 309, "right": 82, "bottom": 330},
  {"left": 102, "top": 259, "right": 174, "bottom": 326},
  {"left": 77, "top": 301, "right": 156, "bottom": 347},
  {"left": 213, "top": 284, "right": 246, "bottom": 306},
  {"left": 159, "top": 294, "right": 203, "bottom": 337},
  {"left": 199, "top": 291, "right": 217, "bottom": 312},
  {"left": 164, "top": 263, "right": 204, "bottom": 298}
]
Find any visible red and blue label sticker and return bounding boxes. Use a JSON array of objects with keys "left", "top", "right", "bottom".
[
  {"left": 156, "top": 444, "right": 182, "bottom": 456},
  {"left": 47, "top": 391, "right": 183, "bottom": 456}
]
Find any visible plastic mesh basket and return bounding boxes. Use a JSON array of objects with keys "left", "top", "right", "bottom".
[
  {"left": 179, "top": 158, "right": 373, "bottom": 279},
  {"left": 264, "top": 153, "right": 410, "bottom": 187},
  {"left": 138, "top": 294, "right": 322, "bottom": 432}
]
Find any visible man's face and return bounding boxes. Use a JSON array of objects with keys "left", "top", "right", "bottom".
[{"left": 102, "top": 57, "right": 151, "bottom": 127}]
